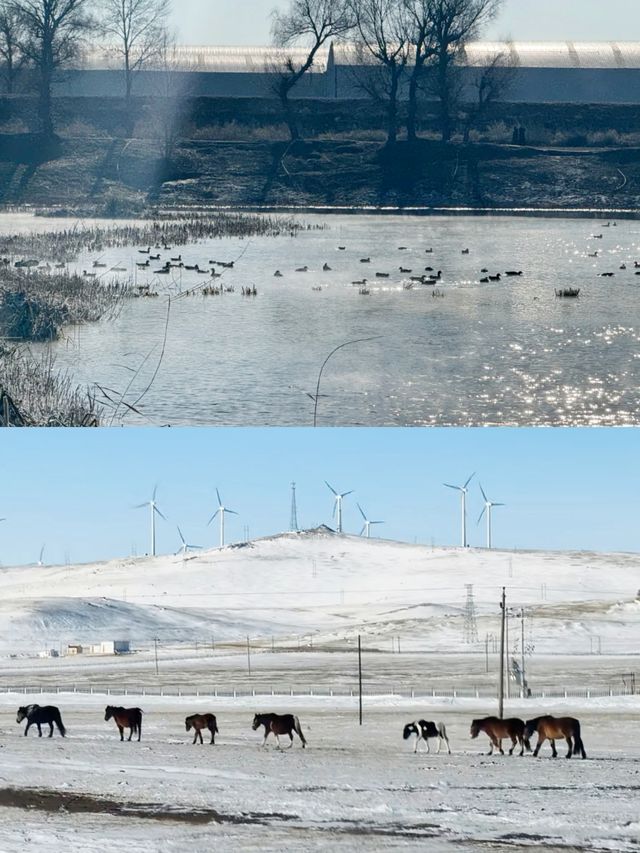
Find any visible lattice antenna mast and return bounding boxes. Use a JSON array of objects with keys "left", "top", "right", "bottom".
[
  {"left": 290, "top": 481, "right": 299, "bottom": 532},
  {"left": 463, "top": 583, "right": 479, "bottom": 644}
]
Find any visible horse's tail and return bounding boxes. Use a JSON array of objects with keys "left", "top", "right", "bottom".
[
  {"left": 293, "top": 715, "right": 306, "bottom": 748},
  {"left": 55, "top": 710, "right": 66, "bottom": 737},
  {"left": 214, "top": 718, "right": 219, "bottom": 733},
  {"left": 573, "top": 722, "right": 587, "bottom": 759}
]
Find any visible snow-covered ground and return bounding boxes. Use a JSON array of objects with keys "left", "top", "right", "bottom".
[
  {"left": 0, "top": 692, "right": 638, "bottom": 852},
  {"left": 0, "top": 530, "right": 638, "bottom": 659},
  {"left": 0, "top": 532, "right": 638, "bottom": 849}
]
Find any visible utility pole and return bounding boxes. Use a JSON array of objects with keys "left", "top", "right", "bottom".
[
  {"left": 358, "top": 634, "right": 363, "bottom": 726},
  {"left": 247, "top": 636, "right": 252, "bottom": 677},
  {"left": 520, "top": 608, "right": 526, "bottom": 699},
  {"left": 505, "top": 607, "right": 510, "bottom": 700},
  {"left": 499, "top": 588, "right": 506, "bottom": 719},
  {"left": 153, "top": 638, "right": 159, "bottom": 676}
]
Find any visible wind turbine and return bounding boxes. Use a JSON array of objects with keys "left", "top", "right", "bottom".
[
  {"left": 325, "top": 481, "right": 353, "bottom": 534},
  {"left": 444, "top": 473, "right": 475, "bottom": 548},
  {"left": 37, "top": 545, "right": 45, "bottom": 567},
  {"left": 357, "top": 503, "right": 384, "bottom": 538},
  {"left": 477, "top": 483, "right": 505, "bottom": 550},
  {"left": 207, "top": 488, "right": 238, "bottom": 548},
  {"left": 134, "top": 486, "right": 167, "bottom": 557},
  {"left": 176, "top": 526, "right": 203, "bottom": 557}
]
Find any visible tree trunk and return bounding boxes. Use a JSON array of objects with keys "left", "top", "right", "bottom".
[
  {"left": 279, "top": 83, "right": 300, "bottom": 142},
  {"left": 38, "top": 67, "right": 54, "bottom": 138},
  {"left": 386, "top": 69, "right": 399, "bottom": 146},
  {"left": 438, "top": 61, "right": 452, "bottom": 143},
  {"left": 407, "top": 68, "right": 419, "bottom": 142}
]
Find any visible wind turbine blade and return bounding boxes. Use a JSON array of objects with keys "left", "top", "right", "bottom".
[
  {"left": 133, "top": 502, "right": 148, "bottom": 509},
  {"left": 443, "top": 483, "right": 461, "bottom": 491},
  {"left": 332, "top": 501, "right": 337, "bottom": 518},
  {"left": 152, "top": 484, "right": 158, "bottom": 501},
  {"left": 341, "top": 490, "right": 354, "bottom": 498},
  {"left": 479, "top": 482, "right": 488, "bottom": 503},
  {"left": 154, "top": 506, "right": 168, "bottom": 522},
  {"left": 325, "top": 481, "right": 338, "bottom": 496},
  {"left": 371, "top": 521, "right": 384, "bottom": 525},
  {"left": 493, "top": 502, "right": 506, "bottom": 507},
  {"left": 477, "top": 507, "right": 486, "bottom": 525},
  {"left": 359, "top": 524, "right": 366, "bottom": 536},
  {"left": 177, "top": 526, "right": 186, "bottom": 545},
  {"left": 356, "top": 503, "right": 367, "bottom": 520},
  {"left": 464, "top": 472, "right": 475, "bottom": 489},
  {"left": 216, "top": 488, "right": 222, "bottom": 506},
  {"left": 226, "top": 509, "right": 239, "bottom": 516},
  {"left": 207, "top": 510, "right": 220, "bottom": 526}
]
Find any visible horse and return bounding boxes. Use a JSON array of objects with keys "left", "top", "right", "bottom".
[
  {"left": 16, "top": 704, "right": 66, "bottom": 738},
  {"left": 185, "top": 713, "right": 218, "bottom": 744},
  {"left": 403, "top": 720, "right": 451, "bottom": 754},
  {"left": 470, "top": 717, "right": 526, "bottom": 756},
  {"left": 252, "top": 712, "right": 306, "bottom": 749},
  {"left": 104, "top": 705, "right": 143, "bottom": 742},
  {"left": 524, "top": 715, "right": 587, "bottom": 759}
]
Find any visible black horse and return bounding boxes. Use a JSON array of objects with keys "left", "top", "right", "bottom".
[
  {"left": 403, "top": 720, "right": 451, "bottom": 754},
  {"left": 252, "top": 712, "right": 306, "bottom": 748},
  {"left": 16, "top": 704, "right": 66, "bottom": 737}
]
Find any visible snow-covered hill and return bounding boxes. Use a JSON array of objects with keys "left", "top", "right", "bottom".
[{"left": 0, "top": 528, "right": 638, "bottom": 654}]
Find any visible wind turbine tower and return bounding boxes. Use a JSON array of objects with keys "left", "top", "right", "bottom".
[
  {"left": 325, "top": 481, "right": 353, "bottom": 534},
  {"left": 207, "top": 488, "right": 238, "bottom": 548},
  {"left": 444, "top": 473, "right": 475, "bottom": 547},
  {"left": 290, "top": 481, "right": 299, "bottom": 532},
  {"left": 357, "top": 503, "right": 384, "bottom": 538},
  {"left": 135, "top": 486, "right": 167, "bottom": 557},
  {"left": 478, "top": 483, "right": 505, "bottom": 549}
]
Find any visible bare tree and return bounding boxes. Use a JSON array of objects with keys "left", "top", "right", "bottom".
[
  {"left": 407, "top": 0, "right": 502, "bottom": 142},
  {"left": 347, "top": 0, "right": 411, "bottom": 145},
  {"left": 147, "top": 29, "right": 193, "bottom": 162},
  {"left": 101, "top": 0, "right": 170, "bottom": 105},
  {"left": 0, "top": 2, "right": 28, "bottom": 93},
  {"left": 270, "top": 0, "right": 354, "bottom": 141},
  {"left": 461, "top": 45, "right": 518, "bottom": 142},
  {"left": 10, "top": 0, "right": 94, "bottom": 137}
]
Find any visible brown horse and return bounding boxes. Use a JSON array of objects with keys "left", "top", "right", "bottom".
[
  {"left": 470, "top": 717, "right": 526, "bottom": 756},
  {"left": 252, "top": 712, "right": 306, "bottom": 748},
  {"left": 105, "top": 705, "right": 143, "bottom": 742},
  {"left": 524, "top": 715, "right": 587, "bottom": 759},
  {"left": 185, "top": 713, "right": 218, "bottom": 744}
]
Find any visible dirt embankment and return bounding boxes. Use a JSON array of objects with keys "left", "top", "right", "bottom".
[{"left": 1, "top": 134, "right": 639, "bottom": 212}]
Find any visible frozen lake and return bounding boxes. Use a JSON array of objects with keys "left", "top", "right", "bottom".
[
  {"left": 7, "top": 212, "right": 640, "bottom": 425},
  {"left": 0, "top": 692, "right": 638, "bottom": 852}
]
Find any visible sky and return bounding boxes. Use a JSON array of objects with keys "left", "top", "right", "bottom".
[
  {"left": 170, "top": 0, "right": 637, "bottom": 46},
  {"left": 1, "top": 428, "right": 638, "bottom": 567}
]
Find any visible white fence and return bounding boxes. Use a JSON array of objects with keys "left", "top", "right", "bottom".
[{"left": 0, "top": 684, "right": 635, "bottom": 700}]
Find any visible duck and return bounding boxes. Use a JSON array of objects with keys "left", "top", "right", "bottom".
[
  {"left": 338, "top": 246, "right": 346, "bottom": 250},
  {"left": 274, "top": 270, "right": 283, "bottom": 277},
  {"left": 462, "top": 248, "right": 470, "bottom": 254},
  {"left": 92, "top": 260, "right": 107, "bottom": 268},
  {"left": 138, "top": 247, "right": 150, "bottom": 254},
  {"left": 360, "top": 257, "right": 371, "bottom": 263},
  {"left": 170, "top": 254, "right": 182, "bottom": 262},
  {"left": 505, "top": 270, "right": 523, "bottom": 277},
  {"left": 620, "top": 263, "right": 627, "bottom": 270},
  {"left": 322, "top": 263, "right": 332, "bottom": 271},
  {"left": 488, "top": 273, "right": 501, "bottom": 282},
  {"left": 399, "top": 267, "right": 412, "bottom": 273},
  {"left": 136, "top": 259, "right": 150, "bottom": 268},
  {"left": 296, "top": 266, "right": 309, "bottom": 272},
  {"left": 425, "top": 248, "right": 433, "bottom": 254},
  {"left": 375, "top": 272, "right": 390, "bottom": 278},
  {"left": 598, "top": 272, "right": 615, "bottom": 277},
  {"left": 352, "top": 278, "right": 367, "bottom": 286}
]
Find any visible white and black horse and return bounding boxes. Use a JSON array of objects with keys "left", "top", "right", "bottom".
[
  {"left": 403, "top": 720, "right": 450, "bottom": 754},
  {"left": 16, "top": 704, "right": 66, "bottom": 738}
]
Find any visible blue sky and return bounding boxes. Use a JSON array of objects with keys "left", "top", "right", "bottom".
[
  {"left": 1, "top": 428, "right": 638, "bottom": 567},
  {"left": 171, "top": 1, "right": 635, "bottom": 45}
]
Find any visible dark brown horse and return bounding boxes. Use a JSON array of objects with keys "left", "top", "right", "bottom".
[
  {"left": 524, "top": 715, "right": 587, "bottom": 759},
  {"left": 252, "top": 712, "right": 306, "bottom": 749},
  {"left": 105, "top": 705, "right": 143, "bottom": 741},
  {"left": 470, "top": 717, "right": 526, "bottom": 756},
  {"left": 185, "top": 713, "right": 218, "bottom": 744}
]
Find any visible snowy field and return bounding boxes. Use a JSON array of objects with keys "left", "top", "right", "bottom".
[{"left": 0, "top": 692, "right": 638, "bottom": 852}]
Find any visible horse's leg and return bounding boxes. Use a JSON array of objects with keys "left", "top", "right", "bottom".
[
  {"left": 210, "top": 727, "right": 215, "bottom": 745},
  {"left": 550, "top": 739, "right": 557, "bottom": 758},
  {"left": 426, "top": 737, "right": 431, "bottom": 754},
  {"left": 118, "top": 725, "right": 124, "bottom": 741},
  {"left": 533, "top": 735, "right": 544, "bottom": 757},
  {"left": 508, "top": 736, "right": 516, "bottom": 756},
  {"left": 496, "top": 737, "right": 504, "bottom": 755},
  {"left": 192, "top": 730, "right": 198, "bottom": 744},
  {"left": 275, "top": 734, "right": 281, "bottom": 749},
  {"left": 486, "top": 736, "right": 494, "bottom": 755},
  {"left": 518, "top": 736, "right": 524, "bottom": 757},
  {"left": 24, "top": 721, "right": 31, "bottom": 737},
  {"left": 37, "top": 723, "right": 42, "bottom": 737},
  {"left": 128, "top": 726, "right": 133, "bottom": 742},
  {"left": 262, "top": 729, "right": 269, "bottom": 748},
  {"left": 414, "top": 736, "right": 419, "bottom": 754},
  {"left": 288, "top": 731, "right": 294, "bottom": 749},
  {"left": 48, "top": 722, "right": 54, "bottom": 737},
  {"left": 565, "top": 737, "right": 572, "bottom": 759}
]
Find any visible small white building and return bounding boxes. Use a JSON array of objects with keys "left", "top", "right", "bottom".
[
  {"left": 67, "top": 644, "right": 83, "bottom": 655},
  {"left": 38, "top": 648, "right": 60, "bottom": 658},
  {"left": 87, "top": 640, "right": 131, "bottom": 656}
]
